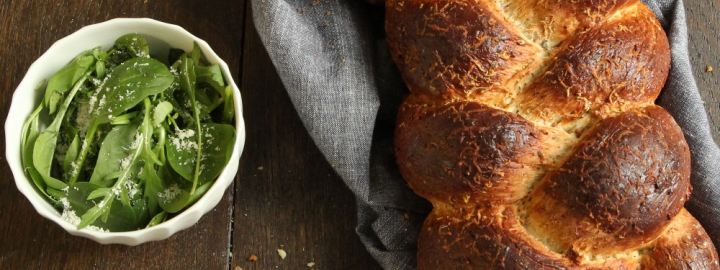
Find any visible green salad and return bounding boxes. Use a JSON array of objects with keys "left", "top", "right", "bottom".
[{"left": 20, "top": 34, "right": 236, "bottom": 232}]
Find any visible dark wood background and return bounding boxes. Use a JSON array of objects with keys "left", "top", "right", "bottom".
[{"left": 0, "top": 1, "right": 716, "bottom": 269}]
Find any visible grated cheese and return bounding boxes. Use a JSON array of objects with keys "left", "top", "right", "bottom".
[
  {"left": 157, "top": 184, "right": 182, "bottom": 204},
  {"left": 61, "top": 209, "right": 81, "bottom": 225},
  {"left": 125, "top": 181, "right": 139, "bottom": 198},
  {"left": 170, "top": 128, "right": 198, "bottom": 151}
]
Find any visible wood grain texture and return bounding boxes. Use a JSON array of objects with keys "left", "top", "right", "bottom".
[
  {"left": 0, "top": 0, "right": 716, "bottom": 269},
  {"left": 687, "top": 0, "right": 720, "bottom": 143},
  {"left": 0, "top": 1, "right": 243, "bottom": 269},
  {"left": 229, "top": 12, "right": 381, "bottom": 269}
]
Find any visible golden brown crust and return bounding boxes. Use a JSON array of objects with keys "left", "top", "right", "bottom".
[
  {"left": 539, "top": 0, "right": 635, "bottom": 23},
  {"left": 419, "top": 206, "right": 646, "bottom": 269},
  {"left": 388, "top": 0, "right": 719, "bottom": 268},
  {"left": 517, "top": 4, "right": 670, "bottom": 126},
  {"left": 418, "top": 207, "right": 572, "bottom": 269},
  {"left": 395, "top": 95, "right": 547, "bottom": 205},
  {"left": 523, "top": 106, "right": 692, "bottom": 255},
  {"left": 496, "top": 0, "right": 635, "bottom": 47},
  {"left": 552, "top": 106, "right": 691, "bottom": 237},
  {"left": 641, "top": 210, "right": 720, "bottom": 269},
  {"left": 386, "top": 0, "right": 542, "bottom": 105}
]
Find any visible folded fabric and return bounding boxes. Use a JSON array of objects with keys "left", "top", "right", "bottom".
[{"left": 251, "top": 0, "right": 720, "bottom": 268}]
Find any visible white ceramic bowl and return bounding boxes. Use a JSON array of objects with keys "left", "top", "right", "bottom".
[{"left": 4, "top": 18, "right": 245, "bottom": 245}]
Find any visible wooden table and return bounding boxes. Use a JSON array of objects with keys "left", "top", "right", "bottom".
[{"left": 0, "top": 1, "right": 716, "bottom": 269}]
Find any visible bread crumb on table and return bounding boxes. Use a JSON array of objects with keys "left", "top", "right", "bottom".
[
  {"left": 248, "top": 254, "right": 258, "bottom": 262},
  {"left": 277, "top": 249, "right": 287, "bottom": 260},
  {"left": 307, "top": 262, "right": 316, "bottom": 268},
  {"left": 707, "top": 65, "right": 714, "bottom": 73}
]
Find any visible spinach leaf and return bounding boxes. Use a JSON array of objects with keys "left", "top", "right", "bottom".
[
  {"left": 107, "top": 34, "right": 150, "bottom": 66},
  {"left": 79, "top": 98, "right": 157, "bottom": 229},
  {"left": 166, "top": 123, "right": 235, "bottom": 184},
  {"left": 78, "top": 127, "right": 144, "bottom": 229},
  {"left": 44, "top": 52, "right": 95, "bottom": 114},
  {"left": 114, "top": 34, "right": 150, "bottom": 58},
  {"left": 66, "top": 182, "right": 149, "bottom": 231},
  {"left": 69, "top": 57, "right": 173, "bottom": 183},
  {"left": 88, "top": 57, "right": 174, "bottom": 125},
  {"left": 93, "top": 48, "right": 108, "bottom": 78},
  {"left": 88, "top": 123, "right": 140, "bottom": 187},
  {"left": 157, "top": 181, "right": 213, "bottom": 213},
  {"left": 146, "top": 211, "right": 167, "bottom": 228},
  {"left": 62, "top": 132, "right": 80, "bottom": 174},
  {"left": 152, "top": 101, "right": 173, "bottom": 127}
]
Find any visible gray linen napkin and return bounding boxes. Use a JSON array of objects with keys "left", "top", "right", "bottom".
[{"left": 251, "top": 0, "right": 720, "bottom": 268}]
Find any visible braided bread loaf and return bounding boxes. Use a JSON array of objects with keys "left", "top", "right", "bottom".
[{"left": 387, "top": 0, "right": 720, "bottom": 268}]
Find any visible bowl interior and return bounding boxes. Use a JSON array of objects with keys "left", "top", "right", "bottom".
[{"left": 5, "top": 18, "right": 244, "bottom": 244}]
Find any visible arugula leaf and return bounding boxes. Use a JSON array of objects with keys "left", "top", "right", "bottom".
[
  {"left": 223, "top": 86, "right": 235, "bottom": 123},
  {"left": 33, "top": 70, "right": 92, "bottom": 189},
  {"left": 197, "top": 64, "right": 225, "bottom": 95},
  {"left": 190, "top": 42, "right": 203, "bottom": 64},
  {"left": 141, "top": 99, "right": 161, "bottom": 166},
  {"left": 21, "top": 102, "right": 54, "bottom": 201},
  {"left": 175, "top": 56, "right": 204, "bottom": 194},
  {"left": 78, "top": 128, "right": 144, "bottom": 229},
  {"left": 110, "top": 111, "right": 138, "bottom": 125},
  {"left": 140, "top": 158, "right": 164, "bottom": 215}
]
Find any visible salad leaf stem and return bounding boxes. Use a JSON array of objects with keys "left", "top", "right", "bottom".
[
  {"left": 142, "top": 98, "right": 161, "bottom": 165},
  {"left": 68, "top": 122, "right": 98, "bottom": 184}
]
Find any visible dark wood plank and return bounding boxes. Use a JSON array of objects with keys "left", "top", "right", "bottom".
[
  {"left": 230, "top": 8, "right": 381, "bottom": 270},
  {"left": 0, "top": 1, "right": 244, "bottom": 269},
  {"left": 687, "top": 1, "right": 720, "bottom": 142}
]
